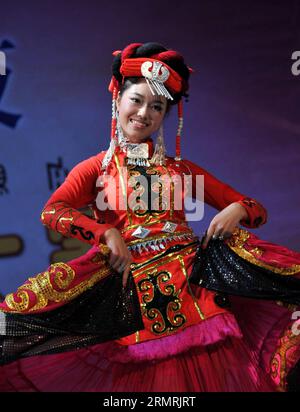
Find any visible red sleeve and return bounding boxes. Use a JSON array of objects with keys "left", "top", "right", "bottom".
[
  {"left": 181, "top": 159, "right": 267, "bottom": 228},
  {"left": 40, "top": 154, "right": 114, "bottom": 246}
]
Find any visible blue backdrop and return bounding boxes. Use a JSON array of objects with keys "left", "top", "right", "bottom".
[{"left": 1, "top": 0, "right": 300, "bottom": 294}]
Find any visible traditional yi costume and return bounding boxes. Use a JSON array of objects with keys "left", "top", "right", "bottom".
[{"left": 0, "top": 45, "right": 300, "bottom": 392}]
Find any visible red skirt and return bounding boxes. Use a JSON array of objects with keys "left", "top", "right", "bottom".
[
  {"left": 1, "top": 229, "right": 300, "bottom": 392},
  {"left": 0, "top": 296, "right": 297, "bottom": 392}
]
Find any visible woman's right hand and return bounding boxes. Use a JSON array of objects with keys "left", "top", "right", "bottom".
[{"left": 103, "top": 228, "right": 133, "bottom": 288}]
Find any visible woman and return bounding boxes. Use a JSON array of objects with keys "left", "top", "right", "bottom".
[{"left": 0, "top": 42, "right": 300, "bottom": 392}]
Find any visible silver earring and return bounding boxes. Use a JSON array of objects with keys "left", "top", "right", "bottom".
[
  {"left": 150, "top": 124, "right": 166, "bottom": 166},
  {"left": 116, "top": 111, "right": 129, "bottom": 150}
]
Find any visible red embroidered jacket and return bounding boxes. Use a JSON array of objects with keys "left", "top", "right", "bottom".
[{"left": 40, "top": 140, "right": 267, "bottom": 246}]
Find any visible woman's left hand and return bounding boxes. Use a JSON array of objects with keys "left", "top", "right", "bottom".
[{"left": 201, "top": 202, "right": 248, "bottom": 249}]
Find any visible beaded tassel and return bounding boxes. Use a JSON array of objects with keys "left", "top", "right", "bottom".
[
  {"left": 102, "top": 87, "right": 119, "bottom": 171},
  {"left": 175, "top": 99, "right": 183, "bottom": 161}
]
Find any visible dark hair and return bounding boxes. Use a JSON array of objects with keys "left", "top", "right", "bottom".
[{"left": 112, "top": 42, "right": 190, "bottom": 106}]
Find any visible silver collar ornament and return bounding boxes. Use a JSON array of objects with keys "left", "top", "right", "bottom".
[{"left": 126, "top": 143, "right": 150, "bottom": 167}]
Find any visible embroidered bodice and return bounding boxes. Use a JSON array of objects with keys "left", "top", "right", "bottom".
[
  {"left": 41, "top": 139, "right": 267, "bottom": 251},
  {"left": 19, "top": 139, "right": 269, "bottom": 345}
]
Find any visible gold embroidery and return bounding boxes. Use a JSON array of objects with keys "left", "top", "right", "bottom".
[
  {"left": 131, "top": 165, "right": 168, "bottom": 218},
  {"left": 128, "top": 170, "right": 148, "bottom": 216},
  {"left": 40, "top": 206, "right": 56, "bottom": 222},
  {"left": 4, "top": 290, "right": 30, "bottom": 312},
  {"left": 41, "top": 203, "right": 66, "bottom": 228},
  {"left": 249, "top": 247, "right": 263, "bottom": 257},
  {"left": 161, "top": 165, "right": 174, "bottom": 218},
  {"left": 124, "top": 162, "right": 178, "bottom": 222},
  {"left": 145, "top": 166, "right": 159, "bottom": 175},
  {"left": 226, "top": 228, "right": 250, "bottom": 247},
  {"left": 130, "top": 242, "right": 198, "bottom": 273},
  {"left": 270, "top": 326, "right": 300, "bottom": 391},
  {"left": 2, "top": 261, "right": 111, "bottom": 313},
  {"left": 52, "top": 263, "right": 75, "bottom": 289},
  {"left": 226, "top": 228, "right": 300, "bottom": 275},
  {"left": 55, "top": 208, "right": 74, "bottom": 232},
  {"left": 178, "top": 256, "right": 205, "bottom": 320},
  {"left": 130, "top": 244, "right": 200, "bottom": 336},
  {"left": 137, "top": 268, "right": 186, "bottom": 335},
  {"left": 149, "top": 173, "right": 172, "bottom": 216},
  {"left": 58, "top": 215, "right": 74, "bottom": 231},
  {"left": 121, "top": 218, "right": 189, "bottom": 233},
  {"left": 114, "top": 153, "right": 132, "bottom": 225},
  {"left": 90, "top": 245, "right": 111, "bottom": 264}
]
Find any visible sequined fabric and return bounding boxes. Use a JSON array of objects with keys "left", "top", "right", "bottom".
[
  {"left": 0, "top": 273, "right": 143, "bottom": 366},
  {"left": 189, "top": 239, "right": 300, "bottom": 305}
]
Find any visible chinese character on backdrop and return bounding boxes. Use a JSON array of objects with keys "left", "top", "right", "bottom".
[
  {"left": 47, "top": 157, "right": 69, "bottom": 190},
  {"left": 0, "top": 40, "right": 22, "bottom": 128},
  {"left": 0, "top": 164, "right": 9, "bottom": 195}
]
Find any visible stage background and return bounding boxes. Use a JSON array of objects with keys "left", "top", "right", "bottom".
[{"left": 0, "top": 0, "right": 300, "bottom": 294}]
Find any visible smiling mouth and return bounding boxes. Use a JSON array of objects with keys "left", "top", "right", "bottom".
[{"left": 130, "top": 119, "right": 149, "bottom": 128}]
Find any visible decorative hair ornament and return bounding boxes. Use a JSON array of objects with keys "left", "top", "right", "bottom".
[
  {"left": 103, "top": 46, "right": 192, "bottom": 171},
  {"left": 141, "top": 61, "right": 173, "bottom": 100},
  {"left": 120, "top": 58, "right": 183, "bottom": 97}
]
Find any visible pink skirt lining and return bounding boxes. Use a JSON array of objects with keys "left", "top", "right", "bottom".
[{"left": 104, "top": 312, "right": 242, "bottom": 363}]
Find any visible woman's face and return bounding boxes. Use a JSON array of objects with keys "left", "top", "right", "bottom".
[{"left": 116, "top": 79, "right": 168, "bottom": 143}]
